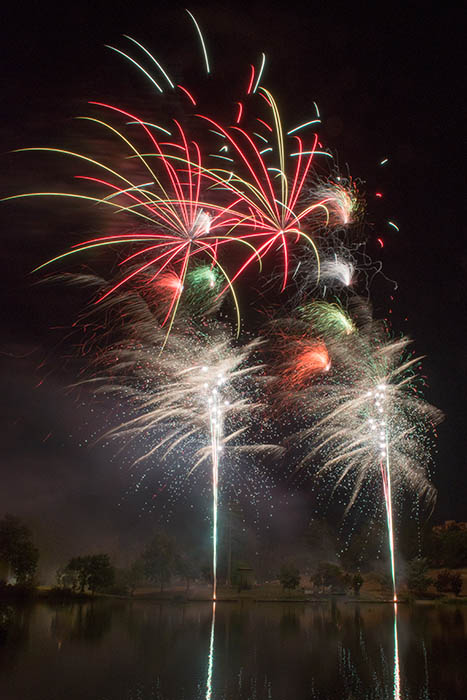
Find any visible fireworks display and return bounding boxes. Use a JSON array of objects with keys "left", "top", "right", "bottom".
[{"left": 5, "top": 10, "right": 443, "bottom": 605}]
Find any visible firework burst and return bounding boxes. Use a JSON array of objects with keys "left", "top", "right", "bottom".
[
  {"left": 194, "top": 89, "right": 341, "bottom": 293},
  {"left": 6, "top": 107, "right": 252, "bottom": 340}
]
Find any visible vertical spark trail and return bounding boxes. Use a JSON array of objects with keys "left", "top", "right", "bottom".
[
  {"left": 372, "top": 383, "right": 397, "bottom": 601},
  {"left": 207, "top": 379, "right": 223, "bottom": 600},
  {"left": 205, "top": 601, "right": 216, "bottom": 700},
  {"left": 382, "top": 445, "right": 398, "bottom": 602}
]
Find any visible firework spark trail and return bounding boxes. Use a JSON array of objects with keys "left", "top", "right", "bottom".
[
  {"left": 364, "top": 381, "right": 398, "bottom": 601},
  {"left": 80, "top": 290, "right": 281, "bottom": 598},
  {"left": 206, "top": 363, "right": 222, "bottom": 600},
  {"left": 382, "top": 432, "right": 398, "bottom": 602},
  {"left": 280, "top": 304, "right": 442, "bottom": 598}
]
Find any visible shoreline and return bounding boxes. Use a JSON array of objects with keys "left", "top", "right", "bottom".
[{"left": 2, "top": 589, "right": 465, "bottom": 606}]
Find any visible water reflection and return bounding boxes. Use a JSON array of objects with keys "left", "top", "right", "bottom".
[
  {"left": 205, "top": 601, "right": 216, "bottom": 700},
  {"left": 0, "top": 600, "right": 465, "bottom": 699},
  {"left": 393, "top": 604, "right": 401, "bottom": 700}
]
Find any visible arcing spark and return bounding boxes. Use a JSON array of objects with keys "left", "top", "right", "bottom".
[
  {"left": 197, "top": 89, "right": 337, "bottom": 293},
  {"left": 311, "top": 177, "right": 364, "bottom": 228},
  {"left": 300, "top": 300, "right": 356, "bottom": 337},
  {"left": 270, "top": 312, "right": 332, "bottom": 390},
  {"left": 319, "top": 258, "right": 355, "bottom": 288}
]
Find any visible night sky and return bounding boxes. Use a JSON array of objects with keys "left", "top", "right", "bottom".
[{"left": 1, "top": 3, "right": 465, "bottom": 579}]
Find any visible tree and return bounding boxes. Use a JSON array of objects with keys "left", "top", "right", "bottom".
[
  {"left": 407, "top": 557, "right": 431, "bottom": 597},
  {"left": 64, "top": 557, "right": 89, "bottom": 593},
  {"left": 352, "top": 573, "right": 363, "bottom": 596},
  {"left": 426, "top": 526, "right": 467, "bottom": 568},
  {"left": 200, "top": 564, "right": 212, "bottom": 585},
  {"left": 142, "top": 531, "right": 176, "bottom": 592},
  {"left": 0, "top": 515, "right": 39, "bottom": 584},
  {"left": 119, "top": 560, "right": 145, "bottom": 596},
  {"left": 56, "top": 565, "right": 78, "bottom": 591},
  {"left": 60, "top": 555, "right": 115, "bottom": 594},
  {"left": 86, "top": 555, "right": 115, "bottom": 594},
  {"left": 279, "top": 563, "right": 300, "bottom": 592},
  {"left": 311, "top": 562, "right": 348, "bottom": 594},
  {"left": 175, "top": 554, "right": 198, "bottom": 591},
  {"left": 450, "top": 572, "right": 462, "bottom": 597}
]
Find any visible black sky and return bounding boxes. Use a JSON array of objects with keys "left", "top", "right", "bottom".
[{"left": 1, "top": 2, "right": 465, "bottom": 577}]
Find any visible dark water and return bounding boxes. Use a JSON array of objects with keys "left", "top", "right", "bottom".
[{"left": 0, "top": 600, "right": 465, "bottom": 699}]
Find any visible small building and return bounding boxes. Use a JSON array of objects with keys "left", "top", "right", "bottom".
[
  {"left": 235, "top": 565, "right": 255, "bottom": 589},
  {"left": 0, "top": 559, "right": 11, "bottom": 582},
  {"left": 433, "top": 520, "right": 467, "bottom": 533}
]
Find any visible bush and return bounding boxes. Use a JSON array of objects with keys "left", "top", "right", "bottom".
[
  {"left": 0, "top": 604, "right": 14, "bottom": 630},
  {"left": 45, "top": 586, "right": 89, "bottom": 601},
  {"left": 279, "top": 563, "right": 300, "bottom": 592},
  {"left": 407, "top": 558, "right": 431, "bottom": 597},
  {"left": 352, "top": 573, "right": 363, "bottom": 596},
  {"left": 0, "top": 581, "right": 36, "bottom": 600},
  {"left": 434, "top": 570, "right": 463, "bottom": 596},
  {"left": 0, "top": 515, "right": 39, "bottom": 584},
  {"left": 435, "top": 570, "right": 453, "bottom": 593},
  {"left": 450, "top": 572, "right": 462, "bottom": 596},
  {"left": 312, "top": 563, "right": 348, "bottom": 594}
]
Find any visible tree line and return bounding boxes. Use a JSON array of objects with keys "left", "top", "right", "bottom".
[{"left": 1, "top": 514, "right": 466, "bottom": 597}]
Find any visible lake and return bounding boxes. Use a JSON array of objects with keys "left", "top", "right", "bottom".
[{"left": 0, "top": 600, "right": 465, "bottom": 699}]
